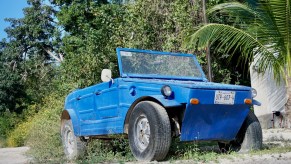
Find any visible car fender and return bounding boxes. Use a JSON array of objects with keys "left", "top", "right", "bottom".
[
  {"left": 149, "top": 95, "right": 182, "bottom": 107},
  {"left": 123, "top": 95, "right": 182, "bottom": 133},
  {"left": 253, "top": 99, "right": 261, "bottom": 106},
  {"left": 61, "top": 109, "right": 80, "bottom": 136}
]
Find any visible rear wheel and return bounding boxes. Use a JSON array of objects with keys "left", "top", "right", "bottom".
[
  {"left": 218, "top": 111, "right": 262, "bottom": 153},
  {"left": 128, "top": 101, "right": 171, "bottom": 161},
  {"left": 61, "top": 119, "right": 87, "bottom": 160}
]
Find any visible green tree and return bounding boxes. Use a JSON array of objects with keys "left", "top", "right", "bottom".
[
  {"left": 3, "top": 0, "right": 62, "bottom": 103},
  {"left": 0, "top": 40, "right": 27, "bottom": 140},
  {"left": 5, "top": 0, "right": 63, "bottom": 62},
  {"left": 0, "top": 41, "right": 25, "bottom": 114},
  {"left": 0, "top": 0, "right": 62, "bottom": 138},
  {"left": 52, "top": 1, "right": 125, "bottom": 88},
  {"left": 185, "top": 0, "right": 291, "bottom": 116}
]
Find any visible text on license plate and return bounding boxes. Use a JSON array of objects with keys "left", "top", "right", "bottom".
[{"left": 214, "top": 90, "right": 235, "bottom": 105}]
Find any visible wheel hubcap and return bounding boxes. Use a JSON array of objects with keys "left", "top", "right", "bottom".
[
  {"left": 65, "top": 128, "right": 75, "bottom": 155},
  {"left": 135, "top": 116, "right": 150, "bottom": 150}
]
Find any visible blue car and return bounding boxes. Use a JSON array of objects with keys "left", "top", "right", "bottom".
[{"left": 61, "top": 48, "right": 262, "bottom": 161}]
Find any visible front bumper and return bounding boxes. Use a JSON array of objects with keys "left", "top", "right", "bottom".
[{"left": 180, "top": 89, "right": 251, "bottom": 142}]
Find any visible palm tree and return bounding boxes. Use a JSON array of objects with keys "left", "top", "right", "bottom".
[{"left": 185, "top": 0, "right": 291, "bottom": 123}]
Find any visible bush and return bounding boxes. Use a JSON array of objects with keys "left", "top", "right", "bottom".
[
  {"left": 6, "top": 104, "right": 38, "bottom": 147},
  {"left": 25, "top": 93, "right": 64, "bottom": 162},
  {"left": 0, "top": 111, "right": 24, "bottom": 146},
  {"left": 6, "top": 120, "right": 33, "bottom": 147}
]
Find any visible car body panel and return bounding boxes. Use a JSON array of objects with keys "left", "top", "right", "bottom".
[{"left": 181, "top": 89, "right": 251, "bottom": 141}]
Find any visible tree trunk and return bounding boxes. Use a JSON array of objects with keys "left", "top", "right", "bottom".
[
  {"left": 201, "top": 0, "right": 212, "bottom": 81},
  {"left": 43, "top": 48, "right": 64, "bottom": 63},
  {"left": 285, "top": 77, "right": 291, "bottom": 128}
]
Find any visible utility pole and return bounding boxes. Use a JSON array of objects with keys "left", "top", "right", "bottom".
[{"left": 202, "top": 0, "right": 212, "bottom": 82}]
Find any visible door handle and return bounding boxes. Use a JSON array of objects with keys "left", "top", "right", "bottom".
[
  {"left": 76, "top": 96, "right": 81, "bottom": 100},
  {"left": 95, "top": 91, "right": 101, "bottom": 95}
]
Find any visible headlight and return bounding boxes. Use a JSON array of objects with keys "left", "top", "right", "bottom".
[
  {"left": 251, "top": 88, "right": 257, "bottom": 98},
  {"left": 161, "top": 85, "right": 172, "bottom": 97}
]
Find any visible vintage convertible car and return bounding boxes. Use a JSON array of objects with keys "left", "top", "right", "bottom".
[{"left": 61, "top": 48, "right": 262, "bottom": 161}]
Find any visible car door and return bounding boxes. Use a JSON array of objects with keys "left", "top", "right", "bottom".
[
  {"left": 77, "top": 80, "right": 119, "bottom": 136},
  {"left": 95, "top": 80, "right": 119, "bottom": 119},
  {"left": 75, "top": 85, "right": 97, "bottom": 121}
]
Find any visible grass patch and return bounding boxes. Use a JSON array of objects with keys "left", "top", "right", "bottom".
[
  {"left": 26, "top": 126, "right": 291, "bottom": 163},
  {"left": 165, "top": 140, "right": 291, "bottom": 163},
  {"left": 250, "top": 142, "right": 291, "bottom": 155},
  {"left": 167, "top": 140, "right": 224, "bottom": 163},
  {"left": 0, "top": 136, "right": 6, "bottom": 148},
  {"left": 77, "top": 138, "right": 134, "bottom": 163}
]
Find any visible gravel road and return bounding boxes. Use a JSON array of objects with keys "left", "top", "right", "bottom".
[
  {"left": 0, "top": 147, "right": 31, "bottom": 164},
  {"left": 1, "top": 146, "right": 291, "bottom": 164}
]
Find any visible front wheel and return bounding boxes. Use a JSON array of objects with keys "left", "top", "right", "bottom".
[
  {"left": 128, "top": 101, "right": 171, "bottom": 161},
  {"left": 218, "top": 111, "right": 262, "bottom": 153},
  {"left": 61, "top": 119, "right": 87, "bottom": 160}
]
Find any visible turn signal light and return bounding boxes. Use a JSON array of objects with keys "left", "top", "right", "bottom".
[
  {"left": 190, "top": 98, "right": 199, "bottom": 105},
  {"left": 244, "top": 99, "right": 252, "bottom": 105}
]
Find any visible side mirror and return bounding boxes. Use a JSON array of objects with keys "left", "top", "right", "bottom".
[{"left": 101, "top": 69, "right": 112, "bottom": 82}]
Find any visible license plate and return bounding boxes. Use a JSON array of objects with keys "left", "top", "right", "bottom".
[{"left": 214, "top": 91, "right": 235, "bottom": 105}]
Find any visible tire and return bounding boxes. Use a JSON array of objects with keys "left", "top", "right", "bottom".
[
  {"left": 218, "top": 111, "right": 262, "bottom": 153},
  {"left": 61, "top": 119, "right": 87, "bottom": 160},
  {"left": 128, "top": 101, "right": 171, "bottom": 161}
]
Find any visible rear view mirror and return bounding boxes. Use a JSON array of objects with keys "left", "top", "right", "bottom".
[{"left": 101, "top": 69, "right": 112, "bottom": 82}]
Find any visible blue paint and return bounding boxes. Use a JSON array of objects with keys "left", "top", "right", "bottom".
[
  {"left": 64, "top": 109, "right": 81, "bottom": 135},
  {"left": 63, "top": 48, "right": 260, "bottom": 142}
]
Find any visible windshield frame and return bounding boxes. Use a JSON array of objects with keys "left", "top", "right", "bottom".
[{"left": 116, "top": 48, "right": 207, "bottom": 81}]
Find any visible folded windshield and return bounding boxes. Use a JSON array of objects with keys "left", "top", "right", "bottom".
[{"left": 119, "top": 50, "right": 204, "bottom": 80}]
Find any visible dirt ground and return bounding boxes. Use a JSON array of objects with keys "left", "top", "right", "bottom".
[
  {"left": 0, "top": 146, "right": 31, "bottom": 164},
  {"left": 216, "top": 152, "right": 291, "bottom": 164},
  {"left": 1, "top": 129, "right": 291, "bottom": 164},
  {"left": 126, "top": 152, "right": 291, "bottom": 164}
]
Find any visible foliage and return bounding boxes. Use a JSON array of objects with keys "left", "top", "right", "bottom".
[
  {"left": 57, "top": 3, "right": 125, "bottom": 87},
  {"left": 2, "top": 0, "right": 62, "bottom": 106},
  {"left": 6, "top": 117, "right": 33, "bottom": 147},
  {"left": 185, "top": 0, "right": 291, "bottom": 82},
  {"left": 53, "top": 0, "right": 207, "bottom": 87},
  {"left": 0, "top": 42, "right": 26, "bottom": 114},
  {"left": 123, "top": 0, "right": 202, "bottom": 52},
  {"left": 167, "top": 140, "right": 220, "bottom": 162},
  {"left": 25, "top": 93, "right": 64, "bottom": 162},
  {"left": 6, "top": 104, "right": 38, "bottom": 147},
  {"left": 79, "top": 138, "right": 134, "bottom": 163},
  {"left": 0, "top": 60, "right": 33, "bottom": 143},
  {"left": 0, "top": 112, "right": 21, "bottom": 143},
  {"left": 5, "top": 0, "right": 63, "bottom": 62},
  {"left": 0, "top": 0, "right": 62, "bottom": 145}
]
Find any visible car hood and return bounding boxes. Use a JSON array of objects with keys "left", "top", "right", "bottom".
[{"left": 122, "top": 78, "right": 251, "bottom": 91}]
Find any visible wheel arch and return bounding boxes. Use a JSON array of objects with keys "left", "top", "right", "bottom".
[
  {"left": 61, "top": 109, "right": 80, "bottom": 136},
  {"left": 123, "top": 96, "right": 182, "bottom": 134}
]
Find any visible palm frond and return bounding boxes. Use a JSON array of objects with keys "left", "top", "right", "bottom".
[
  {"left": 268, "top": 0, "right": 291, "bottom": 43},
  {"left": 185, "top": 0, "right": 291, "bottom": 81},
  {"left": 184, "top": 23, "right": 285, "bottom": 79},
  {"left": 207, "top": 2, "right": 257, "bottom": 25},
  {"left": 208, "top": 2, "right": 256, "bottom": 16},
  {"left": 258, "top": 0, "right": 291, "bottom": 75}
]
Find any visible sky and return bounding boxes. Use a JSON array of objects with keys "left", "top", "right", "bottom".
[{"left": 0, "top": 0, "right": 28, "bottom": 40}]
